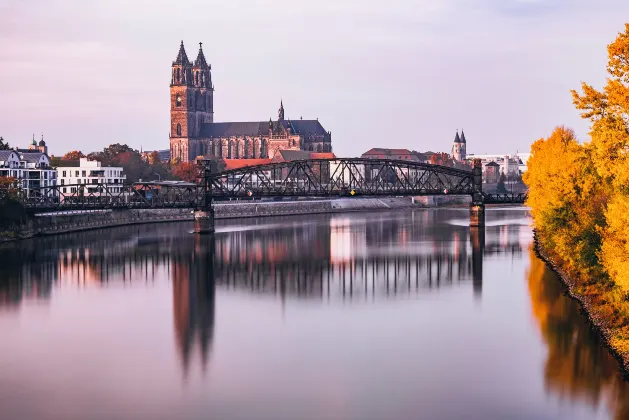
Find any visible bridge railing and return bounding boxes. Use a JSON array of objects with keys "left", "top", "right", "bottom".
[{"left": 15, "top": 183, "right": 201, "bottom": 211}]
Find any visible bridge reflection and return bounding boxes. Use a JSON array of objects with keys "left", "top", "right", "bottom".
[{"left": 0, "top": 213, "right": 525, "bottom": 374}]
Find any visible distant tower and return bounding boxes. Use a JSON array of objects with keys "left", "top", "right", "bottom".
[
  {"left": 452, "top": 129, "right": 467, "bottom": 161},
  {"left": 459, "top": 129, "right": 467, "bottom": 160},
  {"left": 278, "top": 100, "right": 285, "bottom": 121},
  {"left": 38, "top": 134, "right": 48, "bottom": 155},
  {"left": 170, "top": 41, "right": 214, "bottom": 162},
  {"left": 28, "top": 134, "right": 38, "bottom": 151}
]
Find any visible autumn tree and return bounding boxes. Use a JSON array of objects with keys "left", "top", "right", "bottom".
[
  {"left": 63, "top": 151, "right": 85, "bottom": 161},
  {"left": 571, "top": 23, "right": 629, "bottom": 291},
  {"left": 523, "top": 126, "right": 606, "bottom": 274},
  {"left": 172, "top": 162, "right": 198, "bottom": 182}
]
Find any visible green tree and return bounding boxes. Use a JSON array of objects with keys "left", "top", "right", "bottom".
[
  {"left": 496, "top": 173, "right": 508, "bottom": 193},
  {"left": 0, "top": 137, "right": 10, "bottom": 151}
]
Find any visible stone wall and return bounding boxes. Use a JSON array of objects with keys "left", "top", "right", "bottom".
[
  {"left": 0, "top": 208, "right": 192, "bottom": 242},
  {"left": 0, "top": 197, "right": 421, "bottom": 241}
]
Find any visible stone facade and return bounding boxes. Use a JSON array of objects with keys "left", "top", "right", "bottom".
[{"left": 169, "top": 41, "right": 332, "bottom": 163}]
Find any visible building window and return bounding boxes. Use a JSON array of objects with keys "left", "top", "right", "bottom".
[
  {"left": 176, "top": 94, "right": 182, "bottom": 107},
  {"left": 62, "top": 187, "right": 66, "bottom": 193},
  {"left": 62, "top": 170, "right": 66, "bottom": 177},
  {"left": 176, "top": 124, "right": 182, "bottom": 136},
  {"left": 61, "top": 179, "right": 64, "bottom": 185},
  {"left": 261, "top": 140, "right": 267, "bottom": 158},
  {"left": 75, "top": 170, "right": 79, "bottom": 177},
  {"left": 82, "top": 170, "right": 86, "bottom": 177}
]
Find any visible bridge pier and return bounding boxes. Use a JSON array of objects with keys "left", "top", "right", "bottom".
[
  {"left": 470, "top": 204, "right": 485, "bottom": 227},
  {"left": 194, "top": 209, "right": 215, "bottom": 234},
  {"left": 470, "top": 158, "right": 485, "bottom": 227},
  {"left": 194, "top": 166, "right": 215, "bottom": 234}
]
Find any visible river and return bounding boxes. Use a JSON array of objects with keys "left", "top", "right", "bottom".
[{"left": 0, "top": 208, "right": 628, "bottom": 420}]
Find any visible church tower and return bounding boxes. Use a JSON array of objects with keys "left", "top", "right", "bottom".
[
  {"left": 170, "top": 41, "right": 214, "bottom": 162},
  {"left": 459, "top": 129, "right": 467, "bottom": 160},
  {"left": 451, "top": 129, "right": 467, "bottom": 161}
]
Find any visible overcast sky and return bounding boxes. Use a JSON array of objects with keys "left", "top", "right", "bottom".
[{"left": 1, "top": 0, "right": 628, "bottom": 157}]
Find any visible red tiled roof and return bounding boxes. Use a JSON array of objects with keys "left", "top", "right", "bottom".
[
  {"left": 222, "top": 159, "right": 272, "bottom": 170},
  {"left": 310, "top": 152, "right": 336, "bottom": 159}
]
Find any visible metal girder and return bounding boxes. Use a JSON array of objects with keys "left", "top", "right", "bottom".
[
  {"left": 10, "top": 159, "right": 527, "bottom": 212},
  {"left": 208, "top": 158, "right": 476, "bottom": 198}
]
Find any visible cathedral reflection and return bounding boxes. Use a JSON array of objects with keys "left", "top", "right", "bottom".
[
  {"left": 172, "top": 235, "right": 215, "bottom": 377},
  {"left": 527, "top": 249, "right": 629, "bottom": 419},
  {"left": 0, "top": 213, "right": 528, "bottom": 375}
]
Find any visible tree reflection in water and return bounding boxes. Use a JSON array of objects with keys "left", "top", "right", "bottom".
[{"left": 527, "top": 249, "right": 629, "bottom": 419}]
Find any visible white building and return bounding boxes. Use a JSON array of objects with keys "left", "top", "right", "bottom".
[
  {"left": 0, "top": 150, "right": 57, "bottom": 198},
  {"left": 466, "top": 153, "right": 527, "bottom": 175},
  {"left": 56, "top": 158, "right": 126, "bottom": 196}
]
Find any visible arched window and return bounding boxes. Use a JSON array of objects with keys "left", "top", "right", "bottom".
[
  {"left": 261, "top": 139, "right": 268, "bottom": 158},
  {"left": 176, "top": 124, "right": 182, "bottom": 136},
  {"left": 317, "top": 144, "right": 323, "bottom": 152},
  {"left": 195, "top": 72, "right": 199, "bottom": 85},
  {"left": 176, "top": 68, "right": 180, "bottom": 82},
  {"left": 228, "top": 141, "right": 233, "bottom": 159},
  {"left": 244, "top": 139, "right": 250, "bottom": 158},
  {"left": 176, "top": 94, "right": 181, "bottom": 107}
]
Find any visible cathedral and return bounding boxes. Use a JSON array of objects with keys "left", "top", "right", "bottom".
[{"left": 169, "top": 41, "right": 333, "bottom": 163}]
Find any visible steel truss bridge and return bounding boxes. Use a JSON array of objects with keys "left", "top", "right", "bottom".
[{"left": 3, "top": 158, "right": 526, "bottom": 212}]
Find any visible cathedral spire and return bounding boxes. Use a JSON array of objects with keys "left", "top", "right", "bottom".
[
  {"left": 173, "top": 41, "right": 190, "bottom": 65},
  {"left": 278, "top": 99, "right": 285, "bottom": 121},
  {"left": 454, "top": 130, "right": 461, "bottom": 143},
  {"left": 195, "top": 42, "right": 208, "bottom": 68},
  {"left": 460, "top": 129, "right": 466, "bottom": 144}
]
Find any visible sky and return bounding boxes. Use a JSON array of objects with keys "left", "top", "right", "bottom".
[{"left": 1, "top": 0, "right": 628, "bottom": 157}]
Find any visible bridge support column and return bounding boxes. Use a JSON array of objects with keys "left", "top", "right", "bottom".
[
  {"left": 194, "top": 166, "right": 214, "bottom": 234},
  {"left": 470, "top": 204, "right": 485, "bottom": 227},
  {"left": 194, "top": 209, "right": 215, "bottom": 234},
  {"left": 470, "top": 158, "right": 485, "bottom": 227}
]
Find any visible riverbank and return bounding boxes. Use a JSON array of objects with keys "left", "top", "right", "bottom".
[
  {"left": 0, "top": 197, "right": 424, "bottom": 242},
  {"left": 533, "top": 232, "right": 629, "bottom": 378}
]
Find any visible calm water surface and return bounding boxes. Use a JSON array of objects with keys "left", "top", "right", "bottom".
[{"left": 1, "top": 208, "right": 628, "bottom": 420}]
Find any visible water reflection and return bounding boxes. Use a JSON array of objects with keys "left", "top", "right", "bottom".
[
  {"left": 0, "top": 212, "right": 528, "bottom": 378},
  {"left": 6, "top": 210, "right": 628, "bottom": 419},
  {"left": 527, "top": 249, "right": 629, "bottom": 419},
  {"left": 172, "top": 235, "right": 215, "bottom": 377}
]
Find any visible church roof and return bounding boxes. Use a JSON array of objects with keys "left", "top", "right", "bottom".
[
  {"left": 310, "top": 152, "right": 336, "bottom": 159},
  {"left": 194, "top": 43, "right": 208, "bottom": 68},
  {"left": 173, "top": 41, "right": 190, "bottom": 65},
  {"left": 278, "top": 150, "right": 311, "bottom": 161},
  {"left": 284, "top": 120, "right": 328, "bottom": 137},
  {"left": 199, "top": 119, "right": 329, "bottom": 139},
  {"left": 454, "top": 131, "right": 461, "bottom": 143},
  {"left": 460, "top": 130, "right": 467, "bottom": 143},
  {"left": 223, "top": 159, "right": 272, "bottom": 170}
]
